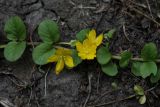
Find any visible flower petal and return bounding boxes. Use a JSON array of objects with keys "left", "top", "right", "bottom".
[
  {"left": 64, "top": 56, "right": 74, "bottom": 68},
  {"left": 47, "top": 55, "right": 59, "bottom": 63},
  {"left": 56, "top": 48, "right": 72, "bottom": 56},
  {"left": 88, "top": 29, "right": 96, "bottom": 42},
  {"left": 83, "top": 39, "right": 92, "bottom": 46},
  {"left": 78, "top": 53, "right": 87, "bottom": 60},
  {"left": 76, "top": 41, "right": 83, "bottom": 52},
  {"left": 95, "top": 34, "right": 103, "bottom": 46},
  {"left": 63, "top": 48, "right": 72, "bottom": 56},
  {"left": 55, "top": 57, "right": 64, "bottom": 75},
  {"left": 56, "top": 48, "right": 64, "bottom": 55},
  {"left": 87, "top": 54, "right": 96, "bottom": 60}
]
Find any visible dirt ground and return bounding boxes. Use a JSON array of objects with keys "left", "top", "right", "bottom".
[{"left": 0, "top": 0, "right": 160, "bottom": 107}]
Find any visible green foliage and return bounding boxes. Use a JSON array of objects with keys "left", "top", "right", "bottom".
[
  {"left": 131, "top": 62, "right": 142, "bottom": 76},
  {"left": 4, "top": 16, "right": 26, "bottom": 41},
  {"left": 101, "top": 62, "right": 118, "bottom": 76},
  {"left": 4, "top": 41, "right": 26, "bottom": 61},
  {"left": 139, "top": 95, "right": 146, "bottom": 104},
  {"left": 32, "top": 43, "right": 56, "bottom": 65},
  {"left": 71, "top": 49, "right": 82, "bottom": 66},
  {"left": 4, "top": 16, "right": 27, "bottom": 62},
  {"left": 38, "top": 20, "right": 60, "bottom": 44},
  {"left": 134, "top": 85, "right": 146, "bottom": 104},
  {"left": 2, "top": 16, "right": 160, "bottom": 107},
  {"left": 141, "top": 43, "right": 158, "bottom": 61},
  {"left": 119, "top": 51, "right": 132, "bottom": 68},
  {"left": 132, "top": 61, "right": 158, "bottom": 79},
  {"left": 2, "top": 16, "right": 160, "bottom": 84},
  {"left": 76, "top": 29, "right": 90, "bottom": 42},
  {"left": 104, "top": 28, "right": 116, "bottom": 39},
  {"left": 111, "top": 82, "right": 118, "bottom": 90},
  {"left": 97, "top": 46, "right": 111, "bottom": 65},
  {"left": 140, "top": 61, "right": 157, "bottom": 78},
  {"left": 134, "top": 85, "right": 144, "bottom": 96},
  {"left": 150, "top": 68, "right": 160, "bottom": 83},
  {"left": 69, "top": 40, "right": 77, "bottom": 47}
]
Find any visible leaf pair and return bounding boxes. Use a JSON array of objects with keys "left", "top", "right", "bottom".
[
  {"left": 132, "top": 43, "right": 159, "bottom": 80},
  {"left": 32, "top": 20, "right": 60, "bottom": 65},
  {"left": 97, "top": 46, "right": 118, "bottom": 76},
  {"left": 33, "top": 20, "right": 82, "bottom": 66},
  {"left": 132, "top": 61, "right": 160, "bottom": 82},
  {"left": 4, "top": 16, "right": 27, "bottom": 61},
  {"left": 96, "top": 47, "right": 132, "bottom": 76},
  {"left": 134, "top": 85, "right": 146, "bottom": 104},
  {"left": 140, "top": 43, "right": 158, "bottom": 78}
]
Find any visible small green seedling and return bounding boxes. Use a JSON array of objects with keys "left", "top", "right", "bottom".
[{"left": 134, "top": 85, "right": 146, "bottom": 104}]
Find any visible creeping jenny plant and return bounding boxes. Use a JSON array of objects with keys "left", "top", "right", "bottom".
[{"left": 1, "top": 16, "right": 160, "bottom": 85}]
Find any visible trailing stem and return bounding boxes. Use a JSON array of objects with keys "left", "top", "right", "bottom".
[{"left": 1, "top": 42, "right": 160, "bottom": 63}]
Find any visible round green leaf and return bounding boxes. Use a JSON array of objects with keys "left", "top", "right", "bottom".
[
  {"left": 140, "top": 61, "right": 157, "bottom": 78},
  {"left": 76, "top": 29, "right": 90, "bottom": 42},
  {"left": 97, "top": 46, "right": 112, "bottom": 65},
  {"left": 141, "top": 43, "right": 158, "bottom": 61},
  {"left": 4, "top": 16, "right": 26, "bottom": 41},
  {"left": 134, "top": 85, "right": 144, "bottom": 96},
  {"left": 4, "top": 41, "right": 26, "bottom": 62},
  {"left": 150, "top": 68, "right": 160, "bottom": 83},
  {"left": 38, "top": 20, "right": 60, "bottom": 44},
  {"left": 139, "top": 95, "right": 146, "bottom": 105},
  {"left": 119, "top": 51, "right": 132, "bottom": 68},
  {"left": 101, "top": 62, "right": 118, "bottom": 76},
  {"left": 32, "top": 43, "right": 56, "bottom": 65},
  {"left": 72, "top": 49, "right": 82, "bottom": 66},
  {"left": 131, "top": 62, "right": 142, "bottom": 76}
]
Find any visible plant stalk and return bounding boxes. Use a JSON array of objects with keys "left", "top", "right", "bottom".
[
  {"left": 56, "top": 42, "right": 71, "bottom": 45},
  {"left": 0, "top": 44, "right": 6, "bottom": 48},
  {"left": 1, "top": 42, "right": 160, "bottom": 63},
  {"left": 0, "top": 41, "right": 71, "bottom": 49},
  {"left": 112, "top": 55, "right": 160, "bottom": 63}
]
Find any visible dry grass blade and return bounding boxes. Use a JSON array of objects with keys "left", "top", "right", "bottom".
[{"left": 0, "top": 97, "right": 15, "bottom": 107}]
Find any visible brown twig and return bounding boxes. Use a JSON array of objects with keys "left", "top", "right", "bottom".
[
  {"left": 29, "top": 27, "right": 35, "bottom": 49},
  {"left": 122, "top": 23, "right": 131, "bottom": 42},
  {"left": 28, "top": 87, "right": 33, "bottom": 106},
  {"left": 93, "top": 89, "right": 120, "bottom": 104},
  {"left": 89, "top": 94, "right": 136, "bottom": 107},
  {"left": 130, "top": 7, "right": 160, "bottom": 26},
  {"left": 83, "top": 72, "right": 93, "bottom": 107},
  {"left": 44, "top": 68, "right": 50, "bottom": 97},
  {"left": 88, "top": 86, "right": 157, "bottom": 107},
  {"left": 129, "top": 0, "right": 147, "bottom": 9},
  {"left": 96, "top": 68, "right": 101, "bottom": 93},
  {"left": 145, "top": 0, "right": 153, "bottom": 18}
]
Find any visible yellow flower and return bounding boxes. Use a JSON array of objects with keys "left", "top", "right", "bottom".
[
  {"left": 76, "top": 39, "right": 97, "bottom": 60},
  {"left": 47, "top": 48, "right": 74, "bottom": 75},
  {"left": 76, "top": 29, "right": 103, "bottom": 60},
  {"left": 87, "top": 29, "right": 103, "bottom": 46}
]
